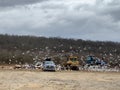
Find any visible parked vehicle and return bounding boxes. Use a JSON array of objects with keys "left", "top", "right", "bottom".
[{"left": 42, "top": 58, "right": 56, "bottom": 71}]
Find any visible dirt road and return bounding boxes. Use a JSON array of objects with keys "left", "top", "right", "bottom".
[{"left": 0, "top": 70, "right": 120, "bottom": 90}]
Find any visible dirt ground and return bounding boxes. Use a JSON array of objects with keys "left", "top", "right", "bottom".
[{"left": 0, "top": 70, "right": 120, "bottom": 90}]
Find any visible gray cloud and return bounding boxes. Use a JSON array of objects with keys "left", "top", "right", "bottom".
[
  {"left": 0, "top": 0, "right": 45, "bottom": 7},
  {"left": 0, "top": 0, "right": 120, "bottom": 42}
]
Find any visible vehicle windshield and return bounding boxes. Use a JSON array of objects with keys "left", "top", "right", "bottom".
[
  {"left": 44, "top": 61, "right": 54, "bottom": 64},
  {"left": 70, "top": 58, "right": 77, "bottom": 61}
]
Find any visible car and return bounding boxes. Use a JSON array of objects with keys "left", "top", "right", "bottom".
[{"left": 42, "top": 58, "right": 56, "bottom": 71}]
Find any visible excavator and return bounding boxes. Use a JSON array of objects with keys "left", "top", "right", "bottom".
[
  {"left": 86, "top": 55, "right": 106, "bottom": 65},
  {"left": 86, "top": 56, "right": 96, "bottom": 65}
]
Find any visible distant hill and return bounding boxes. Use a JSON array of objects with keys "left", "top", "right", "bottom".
[{"left": 0, "top": 34, "right": 120, "bottom": 66}]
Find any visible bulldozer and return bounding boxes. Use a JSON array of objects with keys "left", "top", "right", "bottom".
[{"left": 64, "top": 56, "right": 80, "bottom": 70}]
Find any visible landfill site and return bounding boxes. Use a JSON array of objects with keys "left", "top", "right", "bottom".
[
  {"left": 1, "top": 0, "right": 120, "bottom": 89},
  {"left": 0, "top": 47, "right": 120, "bottom": 90},
  {"left": 0, "top": 55, "right": 120, "bottom": 90},
  {"left": 0, "top": 35, "right": 120, "bottom": 90}
]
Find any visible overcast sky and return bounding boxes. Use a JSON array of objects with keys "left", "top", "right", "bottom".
[{"left": 0, "top": 0, "right": 120, "bottom": 42}]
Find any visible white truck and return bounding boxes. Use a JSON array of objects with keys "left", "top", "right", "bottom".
[{"left": 42, "top": 58, "right": 56, "bottom": 71}]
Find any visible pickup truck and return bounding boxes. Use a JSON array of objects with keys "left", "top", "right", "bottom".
[{"left": 42, "top": 59, "right": 56, "bottom": 71}]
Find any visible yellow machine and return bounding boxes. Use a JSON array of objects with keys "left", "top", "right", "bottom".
[{"left": 65, "top": 56, "right": 79, "bottom": 70}]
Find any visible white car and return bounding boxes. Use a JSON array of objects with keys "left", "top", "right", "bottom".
[{"left": 42, "top": 60, "right": 56, "bottom": 71}]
